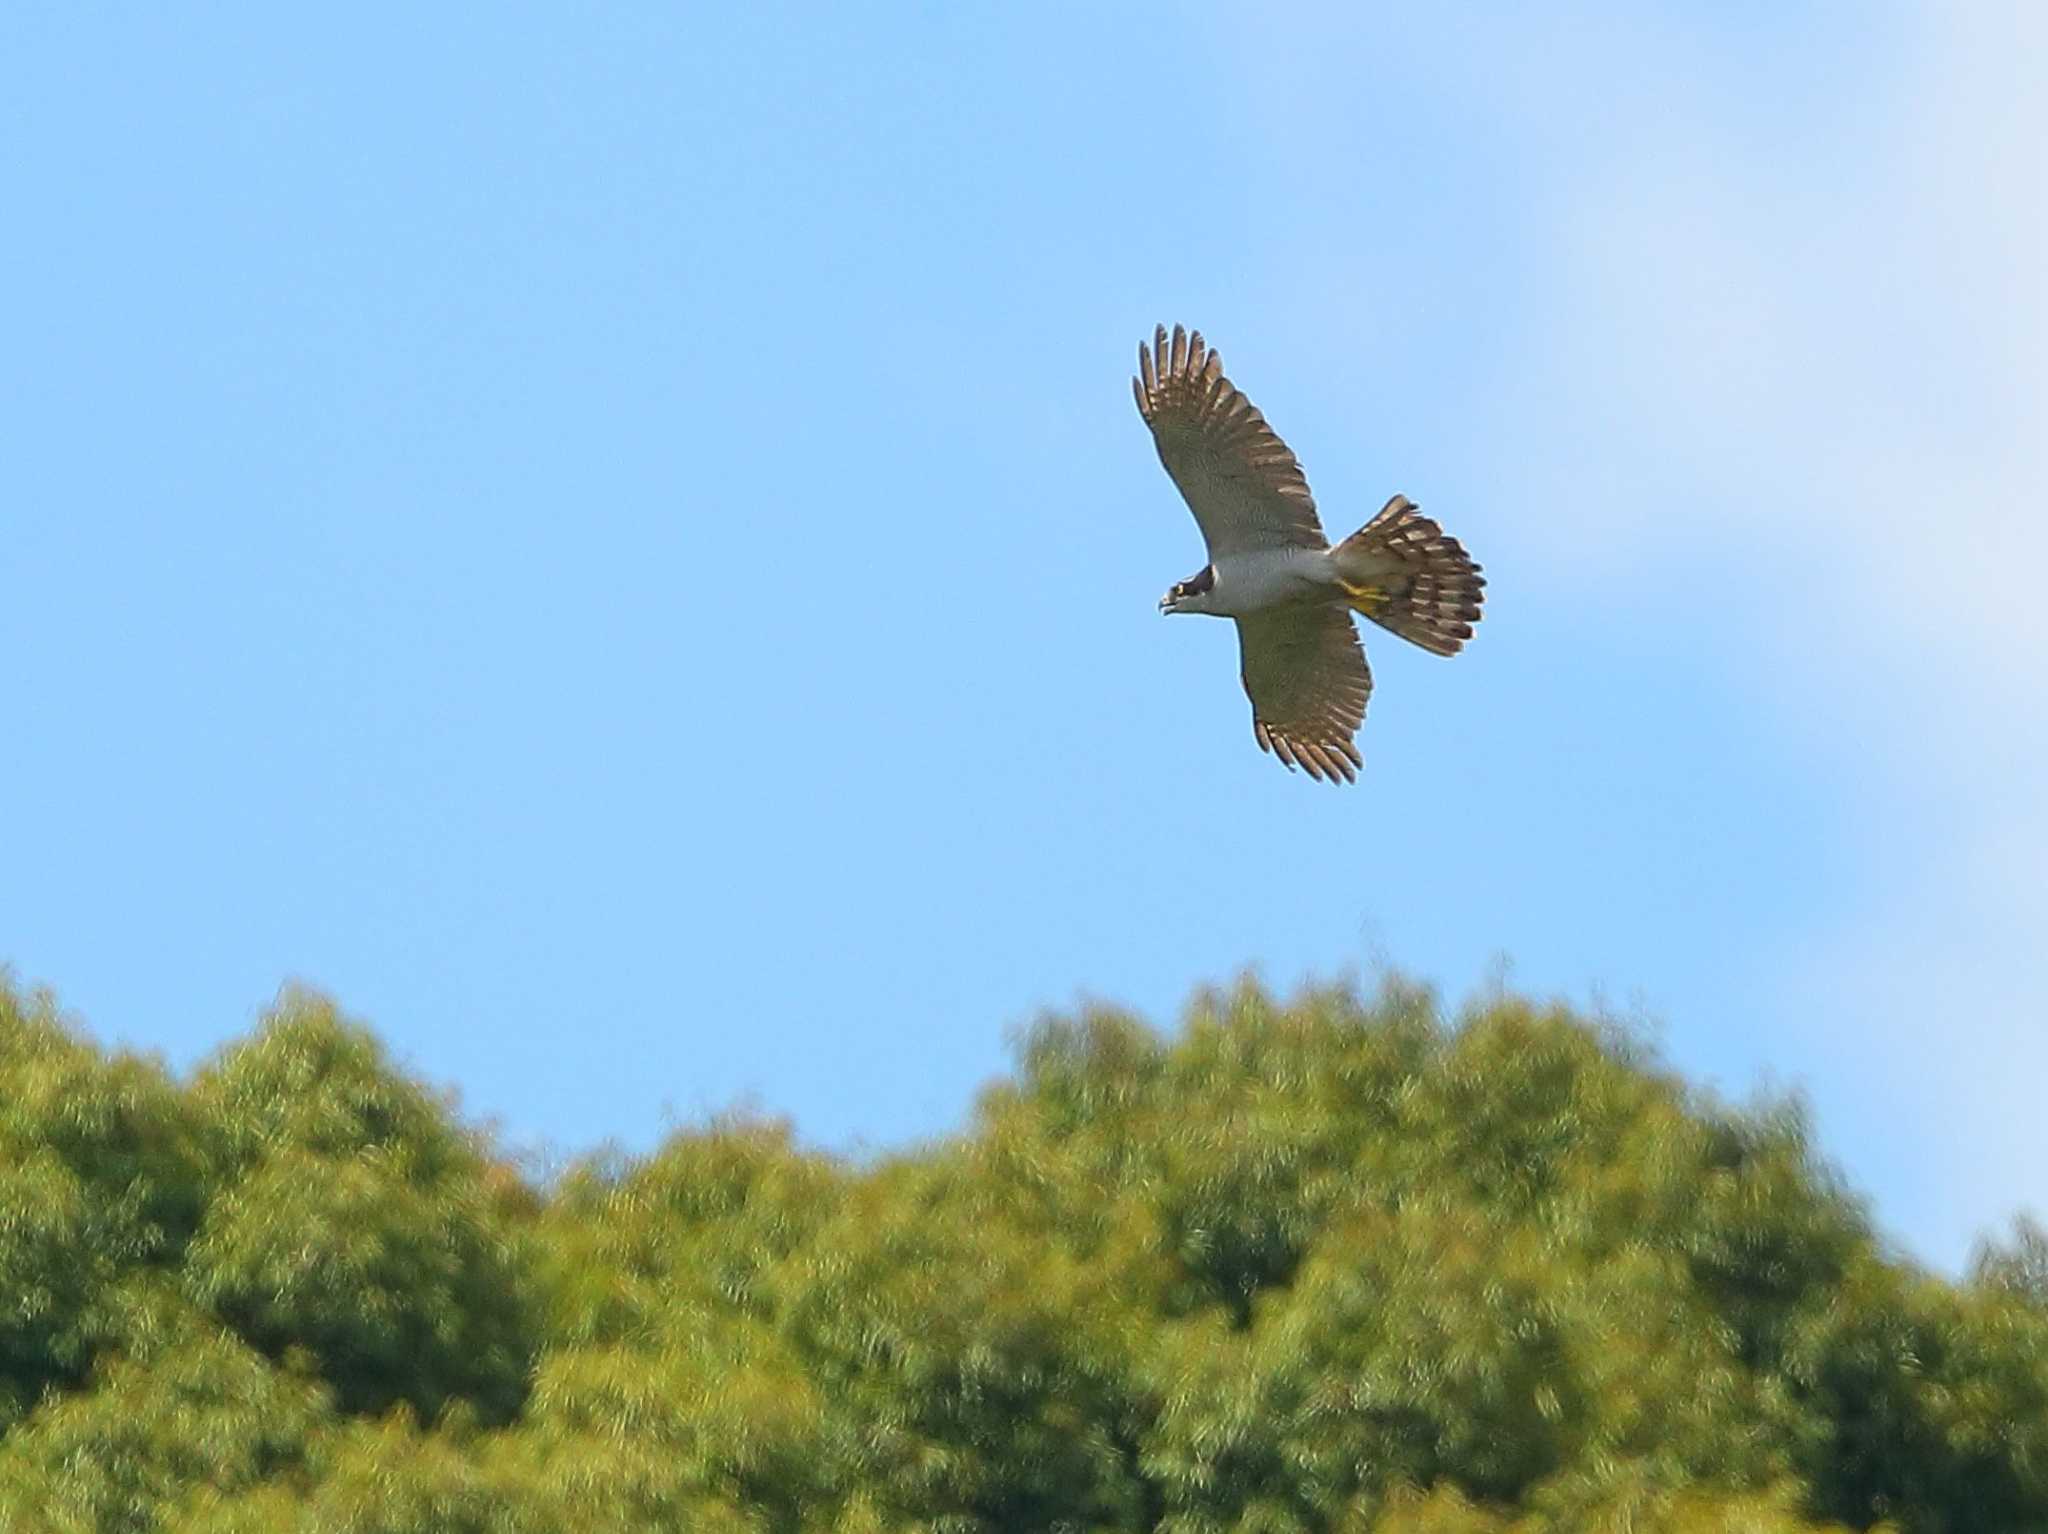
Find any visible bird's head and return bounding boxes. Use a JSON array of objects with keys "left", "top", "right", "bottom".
[{"left": 1159, "top": 564, "right": 1217, "bottom": 615}]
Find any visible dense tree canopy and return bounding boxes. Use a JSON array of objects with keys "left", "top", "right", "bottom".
[{"left": 2, "top": 971, "right": 2044, "bottom": 1532}]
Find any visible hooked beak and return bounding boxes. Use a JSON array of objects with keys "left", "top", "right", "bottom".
[{"left": 1158, "top": 595, "right": 1172, "bottom": 614}]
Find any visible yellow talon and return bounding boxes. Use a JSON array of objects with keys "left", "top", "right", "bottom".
[{"left": 1341, "top": 581, "right": 1386, "bottom": 614}]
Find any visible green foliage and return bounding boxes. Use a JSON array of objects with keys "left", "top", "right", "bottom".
[
  {"left": 1784, "top": 1257, "right": 2048, "bottom": 1533},
  {"left": 2, "top": 969, "right": 2044, "bottom": 1532},
  {"left": 0, "top": 982, "right": 205, "bottom": 1428},
  {"left": 177, "top": 1410, "right": 562, "bottom": 1534},
  {"left": 0, "top": 1283, "right": 328, "bottom": 1533},
  {"left": 180, "top": 991, "right": 535, "bottom": 1425}
]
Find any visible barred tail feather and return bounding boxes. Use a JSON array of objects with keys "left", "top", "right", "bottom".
[{"left": 1330, "top": 495, "right": 1485, "bottom": 657}]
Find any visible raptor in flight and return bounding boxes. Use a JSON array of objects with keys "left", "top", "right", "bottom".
[{"left": 1135, "top": 324, "right": 1484, "bottom": 783}]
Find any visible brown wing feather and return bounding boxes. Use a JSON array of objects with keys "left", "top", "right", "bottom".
[
  {"left": 1133, "top": 324, "right": 1328, "bottom": 559},
  {"left": 1235, "top": 606, "right": 1372, "bottom": 784}
]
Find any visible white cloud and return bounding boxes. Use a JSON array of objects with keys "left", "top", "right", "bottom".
[{"left": 1524, "top": 4, "right": 2047, "bottom": 1265}]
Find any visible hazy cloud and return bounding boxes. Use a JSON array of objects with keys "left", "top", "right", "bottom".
[{"left": 1526, "top": 4, "right": 2046, "bottom": 1264}]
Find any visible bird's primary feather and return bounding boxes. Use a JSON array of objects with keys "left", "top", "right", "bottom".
[
  {"left": 1236, "top": 606, "right": 1372, "bottom": 784},
  {"left": 1134, "top": 325, "right": 1327, "bottom": 559}
]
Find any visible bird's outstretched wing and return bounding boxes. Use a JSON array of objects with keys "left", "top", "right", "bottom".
[
  {"left": 1134, "top": 324, "right": 1328, "bottom": 559},
  {"left": 1235, "top": 606, "right": 1372, "bottom": 783}
]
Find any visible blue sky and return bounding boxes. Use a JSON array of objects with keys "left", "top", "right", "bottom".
[{"left": 5, "top": 4, "right": 2041, "bottom": 1270}]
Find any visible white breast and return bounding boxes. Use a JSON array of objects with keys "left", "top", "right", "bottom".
[{"left": 1206, "top": 546, "right": 1333, "bottom": 616}]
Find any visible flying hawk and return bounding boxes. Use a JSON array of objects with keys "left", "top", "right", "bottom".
[{"left": 1135, "top": 325, "right": 1484, "bottom": 783}]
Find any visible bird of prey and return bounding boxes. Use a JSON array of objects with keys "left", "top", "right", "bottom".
[{"left": 1135, "top": 324, "right": 1484, "bottom": 783}]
